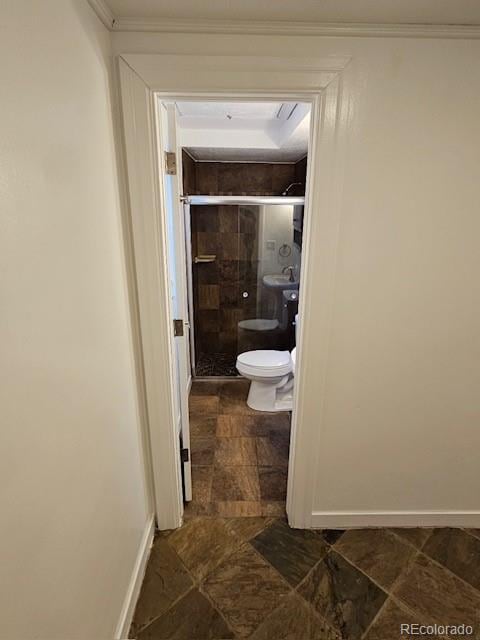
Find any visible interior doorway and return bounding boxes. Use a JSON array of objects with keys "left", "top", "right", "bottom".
[
  {"left": 118, "top": 51, "right": 346, "bottom": 530},
  {"left": 158, "top": 98, "right": 311, "bottom": 518}
]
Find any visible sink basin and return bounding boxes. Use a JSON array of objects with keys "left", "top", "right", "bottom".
[{"left": 263, "top": 274, "right": 299, "bottom": 290}]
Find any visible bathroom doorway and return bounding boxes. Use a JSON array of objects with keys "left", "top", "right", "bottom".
[
  {"left": 160, "top": 98, "right": 312, "bottom": 517},
  {"left": 119, "top": 52, "right": 346, "bottom": 529}
]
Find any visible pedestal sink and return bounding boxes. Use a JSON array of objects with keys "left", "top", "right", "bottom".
[{"left": 262, "top": 274, "right": 299, "bottom": 291}]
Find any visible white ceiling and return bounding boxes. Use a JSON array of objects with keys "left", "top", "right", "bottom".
[
  {"left": 105, "top": 0, "right": 480, "bottom": 25},
  {"left": 176, "top": 101, "right": 310, "bottom": 162}
]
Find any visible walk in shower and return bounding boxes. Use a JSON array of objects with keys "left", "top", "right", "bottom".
[{"left": 185, "top": 196, "right": 304, "bottom": 377}]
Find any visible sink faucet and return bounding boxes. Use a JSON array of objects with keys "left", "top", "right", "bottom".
[{"left": 282, "top": 265, "right": 295, "bottom": 282}]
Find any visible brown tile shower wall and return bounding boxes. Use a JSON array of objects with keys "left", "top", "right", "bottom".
[
  {"left": 184, "top": 153, "right": 307, "bottom": 365},
  {"left": 182, "top": 151, "right": 307, "bottom": 196},
  {"left": 192, "top": 205, "right": 259, "bottom": 360}
]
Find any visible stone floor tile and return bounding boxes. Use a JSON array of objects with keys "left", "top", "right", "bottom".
[
  {"left": 216, "top": 415, "right": 256, "bottom": 437},
  {"left": 183, "top": 467, "right": 213, "bottom": 517},
  {"left": 335, "top": 529, "right": 417, "bottom": 589},
  {"left": 389, "top": 528, "right": 433, "bottom": 549},
  {"left": 190, "top": 415, "right": 217, "bottom": 437},
  {"left": 322, "top": 530, "right": 345, "bottom": 545},
  {"left": 189, "top": 395, "right": 220, "bottom": 415},
  {"left": 214, "top": 501, "right": 263, "bottom": 517},
  {"left": 249, "top": 592, "right": 340, "bottom": 640},
  {"left": 251, "top": 518, "right": 329, "bottom": 586},
  {"left": 298, "top": 550, "right": 387, "bottom": 640},
  {"left": 256, "top": 433, "right": 290, "bottom": 467},
  {"left": 130, "top": 539, "right": 193, "bottom": 635},
  {"left": 211, "top": 465, "right": 260, "bottom": 501},
  {"left": 225, "top": 516, "right": 272, "bottom": 541},
  {"left": 168, "top": 517, "right": 241, "bottom": 581},
  {"left": 465, "top": 529, "right": 480, "bottom": 541},
  {"left": 137, "top": 588, "right": 235, "bottom": 639},
  {"left": 363, "top": 598, "right": 422, "bottom": 640},
  {"left": 214, "top": 437, "right": 257, "bottom": 466},
  {"left": 190, "top": 381, "right": 222, "bottom": 396},
  {"left": 258, "top": 467, "right": 288, "bottom": 501},
  {"left": 393, "top": 553, "right": 480, "bottom": 629},
  {"left": 423, "top": 528, "right": 480, "bottom": 591},
  {"left": 190, "top": 437, "right": 215, "bottom": 465},
  {"left": 261, "top": 501, "right": 286, "bottom": 517},
  {"left": 203, "top": 543, "right": 291, "bottom": 638}
]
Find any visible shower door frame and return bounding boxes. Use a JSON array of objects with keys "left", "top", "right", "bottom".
[
  {"left": 185, "top": 195, "right": 305, "bottom": 378},
  {"left": 118, "top": 52, "right": 350, "bottom": 530}
]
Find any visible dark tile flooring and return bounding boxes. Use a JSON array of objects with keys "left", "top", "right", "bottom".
[
  {"left": 195, "top": 353, "right": 238, "bottom": 377},
  {"left": 130, "top": 380, "right": 480, "bottom": 639},
  {"left": 131, "top": 522, "right": 480, "bottom": 639},
  {"left": 185, "top": 380, "right": 290, "bottom": 518}
]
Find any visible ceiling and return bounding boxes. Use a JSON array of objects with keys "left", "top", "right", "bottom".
[
  {"left": 104, "top": 0, "right": 480, "bottom": 26},
  {"left": 175, "top": 101, "right": 310, "bottom": 162}
]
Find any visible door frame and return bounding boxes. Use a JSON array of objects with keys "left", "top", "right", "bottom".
[{"left": 118, "top": 53, "right": 350, "bottom": 529}]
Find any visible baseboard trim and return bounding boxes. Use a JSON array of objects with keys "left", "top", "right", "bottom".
[
  {"left": 311, "top": 510, "right": 480, "bottom": 529},
  {"left": 114, "top": 514, "right": 155, "bottom": 640}
]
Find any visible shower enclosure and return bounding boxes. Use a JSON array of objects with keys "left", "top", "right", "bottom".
[{"left": 185, "top": 196, "right": 304, "bottom": 377}]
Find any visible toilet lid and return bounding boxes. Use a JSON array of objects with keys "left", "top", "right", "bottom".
[{"left": 237, "top": 350, "right": 291, "bottom": 369}]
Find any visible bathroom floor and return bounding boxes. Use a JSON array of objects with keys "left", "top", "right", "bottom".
[
  {"left": 130, "top": 519, "right": 480, "bottom": 639},
  {"left": 185, "top": 379, "right": 290, "bottom": 517}
]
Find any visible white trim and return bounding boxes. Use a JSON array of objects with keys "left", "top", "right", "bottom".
[
  {"left": 86, "top": 0, "right": 115, "bottom": 29},
  {"left": 114, "top": 515, "right": 155, "bottom": 640},
  {"left": 112, "top": 17, "right": 480, "bottom": 39},
  {"left": 118, "top": 52, "right": 349, "bottom": 531},
  {"left": 311, "top": 511, "right": 480, "bottom": 529},
  {"left": 118, "top": 59, "right": 184, "bottom": 530}
]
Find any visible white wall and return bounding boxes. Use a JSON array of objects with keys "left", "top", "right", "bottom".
[
  {"left": 0, "top": 2, "right": 150, "bottom": 638},
  {"left": 113, "top": 30, "right": 480, "bottom": 522}
]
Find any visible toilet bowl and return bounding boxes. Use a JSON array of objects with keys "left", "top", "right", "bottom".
[{"left": 236, "top": 315, "right": 299, "bottom": 412}]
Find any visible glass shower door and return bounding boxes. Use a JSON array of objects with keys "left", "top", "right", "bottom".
[
  {"left": 190, "top": 200, "right": 302, "bottom": 376},
  {"left": 237, "top": 203, "right": 300, "bottom": 357}
]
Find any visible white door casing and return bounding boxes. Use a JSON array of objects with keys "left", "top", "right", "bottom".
[
  {"left": 158, "top": 101, "right": 193, "bottom": 501},
  {"left": 118, "top": 53, "right": 350, "bottom": 529}
]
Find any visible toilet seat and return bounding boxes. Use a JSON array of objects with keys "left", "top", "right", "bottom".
[{"left": 236, "top": 350, "right": 291, "bottom": 378}]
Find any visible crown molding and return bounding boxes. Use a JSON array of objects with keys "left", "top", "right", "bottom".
[
  {"left": 111, "top": 17, "right": 480, "bottom": 39},
  {"left": 86, "top": 0, "right": 115, "bottom": 29}
]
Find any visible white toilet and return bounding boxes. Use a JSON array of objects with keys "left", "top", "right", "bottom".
[{"left": 236, "top": 315, "right": 298, "bottom": 412}]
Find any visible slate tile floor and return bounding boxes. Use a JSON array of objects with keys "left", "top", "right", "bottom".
[
  {"left": 185, "top": 380, "right": 291, "bottom": 518},
  {"left": 131, "top": 520, "right": 480, "bottom": 639},
  {"left": 130, "top": 381, "right": 480, "bottom": 638}
]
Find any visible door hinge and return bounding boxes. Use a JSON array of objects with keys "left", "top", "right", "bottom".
[
  {"left": 173, "top": 318, "right": 184, "bottom": 337},
  {"left": 165, "top": 151, "right": 177, "bottom": 175},
  {"left": 181, "top": 448, "right": 189, "bottom": 463}
]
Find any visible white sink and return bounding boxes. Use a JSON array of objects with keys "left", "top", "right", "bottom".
[{"left": 263, "top": 274, "right": 299, "bottom": 290}]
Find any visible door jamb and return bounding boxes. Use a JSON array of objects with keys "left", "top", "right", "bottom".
[{"left": 118, "top": 54, "right": 349, "bottom": 529}]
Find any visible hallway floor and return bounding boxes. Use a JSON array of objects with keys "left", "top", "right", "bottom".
[
  {"left": 130, "top": 380, "right": 480, "bottom": 639},
  {"left": 185, "top": 379, "right": 291, "bottom": 518},
  {"left": 130, "top": 520, "right": 480, "bottom": 639}
]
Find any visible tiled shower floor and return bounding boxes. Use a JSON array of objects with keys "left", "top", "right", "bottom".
[{"left": 195, "top": 353, "right": 238, "bottom": 377}]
